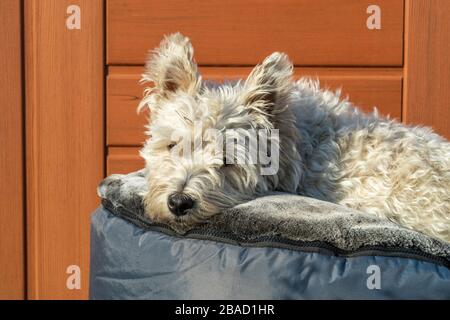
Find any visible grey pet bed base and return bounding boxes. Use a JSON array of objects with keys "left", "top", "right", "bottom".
[{"left": 90, "top": 170, "right": 450, "bottom": 299}]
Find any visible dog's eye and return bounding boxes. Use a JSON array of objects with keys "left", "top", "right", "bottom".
[{"left": 167, "top": 143, "right": 176, "bottom": 150}]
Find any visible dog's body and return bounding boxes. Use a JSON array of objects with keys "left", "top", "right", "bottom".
[
  {"left": 291, "top": 80, "right": 450, "bottom": 242},
  {"left": 139, "top": 33, "right": 450, "bottom": 242}
]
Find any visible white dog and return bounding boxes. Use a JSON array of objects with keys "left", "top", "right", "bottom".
[{"left": 139, "top": 33, "right": 450, "bottom": 243}]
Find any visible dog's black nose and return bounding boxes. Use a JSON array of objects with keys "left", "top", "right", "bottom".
[{"left": 167, "top": 193, "right": 195, "bottom": 216}]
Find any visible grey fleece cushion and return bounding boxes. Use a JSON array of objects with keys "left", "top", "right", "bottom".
[{"left": 97, "top": 170, "right": 450, "bottom": 263}]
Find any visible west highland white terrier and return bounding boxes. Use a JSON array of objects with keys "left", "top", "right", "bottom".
[{"left": 138, "top": 33, "right": 450, "bottom": 243}]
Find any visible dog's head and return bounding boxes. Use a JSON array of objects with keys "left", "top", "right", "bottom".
[{"left": 139, "top": 33, "right": 302, "bottom": 226}]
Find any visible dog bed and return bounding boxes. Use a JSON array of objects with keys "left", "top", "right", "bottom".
[{"left": 90, "top": 170, "right": 450, "bottom": 299}]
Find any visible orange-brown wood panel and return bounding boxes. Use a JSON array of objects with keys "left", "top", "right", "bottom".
[
  {"left": 25, "top": 0, "right": 104, "bottom": 299},
  {"left": 107, "top": 147, "right": 145, "bottom": 175},
  {"left": 107, "top": 0, "right": 404, "bottom": 66},
  {"left": 0, "top": 0, "right": 25, "bottom": 300},
  {"left": 107, "top": 66, "right": 402, "bottom": 146},
  {"left": 403, "top": 0, "right": 450, "bottom": 139},
  {"left": 107, "top": 67, "right": 148, "bottom": 146}
]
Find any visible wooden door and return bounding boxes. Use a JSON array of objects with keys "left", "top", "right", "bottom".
[{"left": 105, "top": 0, "right": 405, "bottom": 175}]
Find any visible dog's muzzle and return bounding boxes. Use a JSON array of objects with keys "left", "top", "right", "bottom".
[{"left": 167, "top": 192, "right": 195, "bottom": 216}]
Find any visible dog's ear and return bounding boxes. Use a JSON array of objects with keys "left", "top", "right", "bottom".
[
  {"left": 242, "top": 52, "right": 293, "bottom": 119},
  {"left": 140, "top": 33, "right": 200, "bottom": 105}
]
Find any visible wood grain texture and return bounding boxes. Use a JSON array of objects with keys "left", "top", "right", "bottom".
[
  {"left": 107, "top": 147, "right": 144, "bottom": 175},
  {"left": 107, "top": 0, "right": 404, "bottom": 66},
  {"left": 25, "top": 0, "right": 104, "bottom": 299},
  {"left": 403, "top": 0, "right": 450, "bottom": 139},
  {"left": 107, "top": 66, "right": 403, "bottom": 146},
  {"left": 0, "top": 0, "right": 25, "bottom": 300}
]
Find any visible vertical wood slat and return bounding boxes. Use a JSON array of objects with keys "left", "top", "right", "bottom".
[
  {"left": 403, "top": 0, "right": 450, "bottom": 139},
  {"left": 25, "top": 0, "right": 104, "bottom": 299},
  {"left": 0, "top": 0, "right": 25, "bottom": 300}
]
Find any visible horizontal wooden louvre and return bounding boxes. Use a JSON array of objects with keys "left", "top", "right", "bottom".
[
  {"left": 107, "top": 66, "right": 403, "bottom": 146},
  {"left": 107, "top": 0, "right": 404, "bottom": 66},
  {"left": 107, "top": 147, "right": 144, "bottom": 175}
]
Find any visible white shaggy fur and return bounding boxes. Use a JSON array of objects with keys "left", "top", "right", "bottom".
[{"left": 139, "top": 33, "right": 450, "bottom": 243}]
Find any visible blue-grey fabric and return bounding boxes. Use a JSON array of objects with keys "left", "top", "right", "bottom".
[
  {"left": 90, "top": 207, "right": 450, "bottom": 299},
  {"left": 97, "top": 170, "right": 450, "bottom": 259},
  {"left": 90, "top": 170, "right": 450, "bottom": 300}
]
